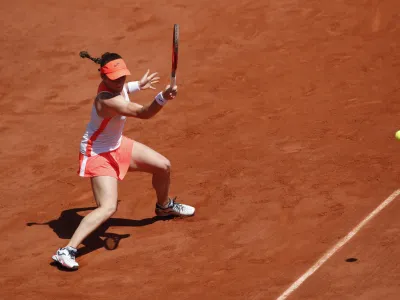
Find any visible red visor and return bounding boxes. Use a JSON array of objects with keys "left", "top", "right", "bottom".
[{"left": 100, "top": 59, "right": 131, "bottom": 80}]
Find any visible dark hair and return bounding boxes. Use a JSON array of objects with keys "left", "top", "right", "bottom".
[{"left": 79, "top": 51, "right": 122, "bottom": 67}]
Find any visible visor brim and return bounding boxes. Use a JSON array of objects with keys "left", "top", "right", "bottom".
[{"left": 106, "top": 69, "right": 131, "bottom": 80}]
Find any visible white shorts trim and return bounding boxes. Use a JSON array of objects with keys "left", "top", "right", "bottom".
[{"left": 79, "top": 155, "right": 89, "bottom": 177}]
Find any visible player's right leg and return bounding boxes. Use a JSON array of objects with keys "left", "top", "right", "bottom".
[
  {"left": 52, "top": 176, "right": 118, "bottom": 270},
  {"left": 128, "top": 141, "right": 195, "bottom": 217}
]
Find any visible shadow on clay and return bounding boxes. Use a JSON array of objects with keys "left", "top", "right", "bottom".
[{"left": 26, "top": 206, "right": 174, "bottom": 259}]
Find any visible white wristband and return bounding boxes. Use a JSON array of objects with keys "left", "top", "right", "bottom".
[
  {"left": 155, "top": 92, "right": 168, "bottom": 106},
  {"left": 127, "top": 81, "right": 140, "bottom": 93}
]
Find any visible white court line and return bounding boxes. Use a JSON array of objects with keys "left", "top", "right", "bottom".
[{"left": 277, "top": 189, "right": 400, "bottom": 300}]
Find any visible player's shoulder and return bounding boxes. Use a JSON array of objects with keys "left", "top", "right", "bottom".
[
  {"left": 96, "top": 92, "right": 126, "bottom": 110},
  {"left": 96, "top": 91, "right": 115, "bottom": 101}
]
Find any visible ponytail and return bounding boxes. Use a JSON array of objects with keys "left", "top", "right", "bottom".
[
  {"left": 79, "top": 51, "right": 102, "bottom": 64},
  {"left": 79, "top": 51, "right": 122, "bottom": 67}
]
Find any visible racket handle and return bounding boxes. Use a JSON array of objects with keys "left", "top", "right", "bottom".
[{"left": 170, "top": 76, "right": 176, "bottom": 87}]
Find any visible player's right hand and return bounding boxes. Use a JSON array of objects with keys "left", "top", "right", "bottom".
[{"left": 162, "top": 85, "right": 178, "bottom": 100}]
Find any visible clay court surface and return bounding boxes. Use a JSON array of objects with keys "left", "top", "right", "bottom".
[{"left": 1, "top": 0, "right": 400, "bottom": 299}]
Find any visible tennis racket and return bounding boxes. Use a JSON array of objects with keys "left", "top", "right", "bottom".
[{"left": 170, "top": 24, "right": 179, "bottom": 87}]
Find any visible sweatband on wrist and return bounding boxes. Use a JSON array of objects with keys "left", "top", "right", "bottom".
[
  {"left": 127, "top": 81, "right": 140, "bottom": 93},
  {"left": 155, "top": 92, "right": 168, "bottom": 106}
]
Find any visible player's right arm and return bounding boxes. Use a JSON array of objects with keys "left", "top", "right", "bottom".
[{"left": 96, "top": 86, "right": 177, "bottom": 119}]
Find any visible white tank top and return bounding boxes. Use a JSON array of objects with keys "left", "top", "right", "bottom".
[{"left": 80, "top": 82, "right": 130, "bottom": 156}]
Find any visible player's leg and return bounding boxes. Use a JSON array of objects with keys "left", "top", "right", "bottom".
[
  {"left": 128, "top": 141, "right": 195, "bottom": 217},
  {"left": 52, "top": 176, "right": 118, "bottom": 269},
  {"left": 129, "top": 141, "right": 171, "bottom": 206},
  {"left": 68, "top": 176, "right": 118, "bottom": 247}
]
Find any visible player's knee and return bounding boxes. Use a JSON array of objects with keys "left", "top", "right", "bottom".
[
  {"left": 103, "top": 204, "right": 117, "bottom": 218},
  {"left": 159, "top": 158, "right": 171, "bottom": 175},
  {"left": 164, "top": 158, "right": 171, "bottom": 173}
]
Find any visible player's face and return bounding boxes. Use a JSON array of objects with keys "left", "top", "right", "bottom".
[{"left": 103, "top": 75, "right": 126, "bottom": 93}]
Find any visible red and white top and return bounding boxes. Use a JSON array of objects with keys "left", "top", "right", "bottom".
[{"left": 80, "top": 81, "right": 139, "bottom": 157}]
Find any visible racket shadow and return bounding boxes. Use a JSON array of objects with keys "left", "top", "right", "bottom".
[{"left": 27, "top": 206, "right": 174, "bottom": 258}]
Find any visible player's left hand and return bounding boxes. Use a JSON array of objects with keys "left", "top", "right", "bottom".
[{"left": 139, "top": 69, "right": 160, "bottom": 90}]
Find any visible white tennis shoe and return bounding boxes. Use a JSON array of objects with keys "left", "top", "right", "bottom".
[
  {"left": 52, "top": 246, "right": 79, "bottom": 270},
  {"left": 155, "top": 197, "right": 195, "bottom": 217}
]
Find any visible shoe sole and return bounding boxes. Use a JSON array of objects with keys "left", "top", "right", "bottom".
[
  {"left": 52, "top": 255, "right": 79, "bottom": 270},
  {"left": 155, "top": 211, "right": 195, "bottom": 218}
]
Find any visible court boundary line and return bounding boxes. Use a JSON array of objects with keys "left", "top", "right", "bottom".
[{"left": 276, "top": 189, "right": 400, "bottom": 300}]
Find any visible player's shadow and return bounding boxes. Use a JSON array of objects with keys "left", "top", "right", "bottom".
[{"left": 26, "top": 206, "right": 173, "bottom": 258}]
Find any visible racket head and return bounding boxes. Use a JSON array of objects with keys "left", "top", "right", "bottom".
[{"left": 171, "top": 24, "right": 179, "bottom": 85}]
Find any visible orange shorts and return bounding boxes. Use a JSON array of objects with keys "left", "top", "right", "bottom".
[{"left": 78, "top": 136, "right": 134, "bottom": 181}]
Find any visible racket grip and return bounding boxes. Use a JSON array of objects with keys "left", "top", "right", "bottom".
[{"left": 170, "top": 76, "right": 176, "bottom": 87}]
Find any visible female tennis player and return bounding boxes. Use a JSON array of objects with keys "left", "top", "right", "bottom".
[{"left": 52, "top": 51, "right": 195, "bottom": 270}]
